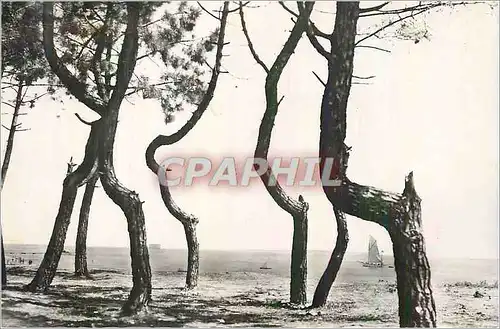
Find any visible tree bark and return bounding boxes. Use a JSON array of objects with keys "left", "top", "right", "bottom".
[
  {"left": 311, "top": 208, "right": 348, "bottom": 308},
  {"left": 74, "top": 175, "right": 98, "bottom": 278},
  {"left": 290, "top": 207, "right": 308, "bottom": 304},
  {"left": 241, "top": 3, "right": 314, "bottom": 305},
  {"left": 183, "top": 221, "right": 199, "bottom": 289},
  {"left": 316, "top": 2, "right": 437, "bottom": 326},
  {"left": 1, "top": 80, "right": 24, "bottom": 190},
  {"left": 98, "top": 3, "right": 152, "bottom": 315},
  {"left": 25, "top": 126, "right": 100, "bottom": 292},
  {"left": 144, "top": 3, "right": 229, "bottom": 291},
  {"left": 1, "top": 231, "right": 6, "bottom": 287}
]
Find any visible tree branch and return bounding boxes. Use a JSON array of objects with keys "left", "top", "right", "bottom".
[
  {"left": 356, "top": 44, "right": 391, "bottom": 53},
  {"left": 42, "top": 3, "right": 105, "bottom": 115},
  {"left": 359, "top": 2, "right": 389, "bottom": 14},
  {"left": 312, "top": 71, "right": 326, "bottom": 87},
  {"left": 239, "top": 3, "right": 269, "bottom": 73},
  {"left": 355, "top": 6, "right": 437, "bottom": 45},
  {"left": 146, "top": 2, "right": 231, "bottom": 175},
  {"left": 197, "top": 2, "right": 221, "bottom": 21},
  {"left": 280, "top": 1, "right": 330, "bottom": 39}
]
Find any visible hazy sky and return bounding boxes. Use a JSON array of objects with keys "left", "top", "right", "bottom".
[{"left": 1, "top": 2, "right": 498, "bottom": 260}]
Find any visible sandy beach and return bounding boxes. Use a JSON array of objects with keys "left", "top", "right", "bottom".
[{"left": 1, "top": 247, "right": 498, "bottom": 327}]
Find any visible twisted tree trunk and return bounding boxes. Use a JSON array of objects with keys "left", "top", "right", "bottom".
[
  {"left": 311, "top": 208, "right": 348, "bottom": 308},
  {"left": 240, "top": 2, "right": 314, "bottom": 305},
  {"left": 97, "top": 3, "right": 151, "bottom": 315},
  {"left": 25, "top": 126, "right": 100, "bottom": 292},
  {"left": 74, "top": 175, "right": 98, "bottom": 278},
  {"left": 145, "top": 2, "right": 229, "bottom": 290},
  {"left": 316, "top": 2, "right": 437, "bottom": 326}
]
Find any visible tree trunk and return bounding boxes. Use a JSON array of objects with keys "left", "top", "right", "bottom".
[
  {"left": 389, "top": 174, "right": 436, "bottom": 327},
  {"left": 244, "top": 3, "right": 314, "bottom": 306},
  {"left": 25, "top": 127, "right": 100, "bottom": 292},
  {"left": 97, "top": 3, "right": 151, "bottom": 315},
  {"left": 144, "top": 3, "right": 229, "bottom": 291},
  {"left": 311, "top": 208, "right": 348, "bottom": 308},
  {"left": 1, "top": 80, "right": 24, "bottom": 190},
  {"left": 74, "top": 175, "right": 98, "bottom": 278},
  {"left": 316, "top": 2, "right": 437, "bottom": 326},
  {"left": 1, "top": 231, "right": 6, "bottom": 287},
  {"left": 290, "top": 210, "right": 308, "bottom": 304},
  {"left": 183, "top": 221, "right": 199, "bottom": 289}
]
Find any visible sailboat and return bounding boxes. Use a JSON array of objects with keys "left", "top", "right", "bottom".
[
  {"left": 259, "top": 261, "right": 272, "bottom": 270},
  {"left": 362, "top": 235, "right": 384, "bottom": 268}
]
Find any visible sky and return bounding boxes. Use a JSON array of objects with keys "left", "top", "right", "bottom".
[{"left": 1, "top": 2, "right": 499, "bottom": 260}]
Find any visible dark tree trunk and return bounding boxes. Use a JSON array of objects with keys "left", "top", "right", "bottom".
[
  {"left": 316, "top": 2, "right": 437, "bottom": 326},
  {"left": 97, "top": 3, "right": 152, "bottom": 315},
  {"left": 183, "top": 221, "right": 199, "bottom": 289},
  {"left": 100, "top": 169, "right": 151, "bottom": 315},
  {"left": 240, "top": 3, "right": 314, "bottom": 305},
  {"left": 1, "top": 231, "right": 6, "bottom": 287},
  {"left": 74, "top": 175, "right": 98, "bottom": 278},
  {"left": 144, "top": 3, "right": 229, "bottom": 291},
  {"left": 311, "top": 208, "right": 348, "bottom": 308},
  {"left": 389, "top": 175, "right": 436, "bottom": 327},
  {"left": 25, "top": 127, "right": 100, "bottom": 292},
  {"left": 290, "top": 210, "right": 308, "bottom": 304},
  {"left": 1, "top": 80, "right": 24, "bottom": 190}
]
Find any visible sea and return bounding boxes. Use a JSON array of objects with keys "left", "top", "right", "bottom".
[{"left": 4, "top": 244, "right": 498, "bottom": 286}]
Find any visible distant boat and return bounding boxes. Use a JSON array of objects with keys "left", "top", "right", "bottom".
[
  {"left": 177, "top": 268, "right": 187, "bottom": 273},
  {"left": 362, "top": 236, "right": 384, "bottom": 268},
  {"left": 149, "top": 244, "right": 161, "bottom": 250},
  {"left": 259, "top": 261, "right": 272, "bottom": 270}
]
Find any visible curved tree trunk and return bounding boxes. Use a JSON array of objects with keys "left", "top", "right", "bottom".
[
  {"left": 311, "top": 208, "right": 348, "bottom": 308},
  {"left": 145, "top": 3, "right": 229, "bottom": 291},
  {"left": 74, "top": 175, "right": 98, "bottom": 278},
  {"left": 240, "top": 3, "right": 314, "bottom": 305},
  {"left": 25, "top": 127, "right": 100, "bottom": 292},
  {"left": 316, "top": 2, "right": 437, "bottom": 326},
  {"left": 97, "top": 3, "right": 151, "bottom": 315}
]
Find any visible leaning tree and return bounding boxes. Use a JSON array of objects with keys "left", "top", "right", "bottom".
[
  {"left": 23, "top": 1, "right": 223, "bottom": 315},
  {"left": 239, "top": 1, "right": 314, "bottom": 305},
  {"left": 301, "top": 1, "right": 481, "bottom": 326},
  {"left": 145, "top": 2, "right": 231, "bottom": 290},
  {"left": 1, "top": 2, "right": 61, "bottom": 286}
]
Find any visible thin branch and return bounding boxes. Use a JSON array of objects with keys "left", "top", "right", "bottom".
[
  {"left": 355, "top": 6, "right": 436, "bottom": 45},
  {"left": 21, "top": 92, "right": 49, "bottom": 105},
  {"left": 1, "top": 102, "right": 15, "bottom": 109},
  {"left": 198, "top": 2, "right": 221, "bottom": 21},
  {"left": 358, "top": 1, "right": 450, "bottom": 18},
  {"left": 227, "top": 1, "right": 250, "bottom": 13},
  {"left": 74, "top": 113, "right": 95, "bottom": 126},
  {"left": 359, "top": 2, "right": 389, "bottom": 13},
  {"left": 312, "top": 71, "right": 326, "bottom": 87},
  {"left": 239, "top": 3, "right": 269, "bottom": 73},
  {"left": 42, "top": 3, "right": 105, "bottom": 115},
  {"left": 277, "top": 95, "right": 285, "bottom": 107},
  {"left": 356, "top": 44, "right": 391, "bottom": 53},
  {"left": 280, "top": 2, "right": 330, "bottom": 38}
]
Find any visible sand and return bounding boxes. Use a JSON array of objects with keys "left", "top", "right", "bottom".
[{"left": 1, "top": 264, "right": 498, "bottom": 327}]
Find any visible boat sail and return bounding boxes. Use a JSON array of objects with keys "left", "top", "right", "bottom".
[{"left": 362, "top": 235, "right": 383, "bottom": 268}]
